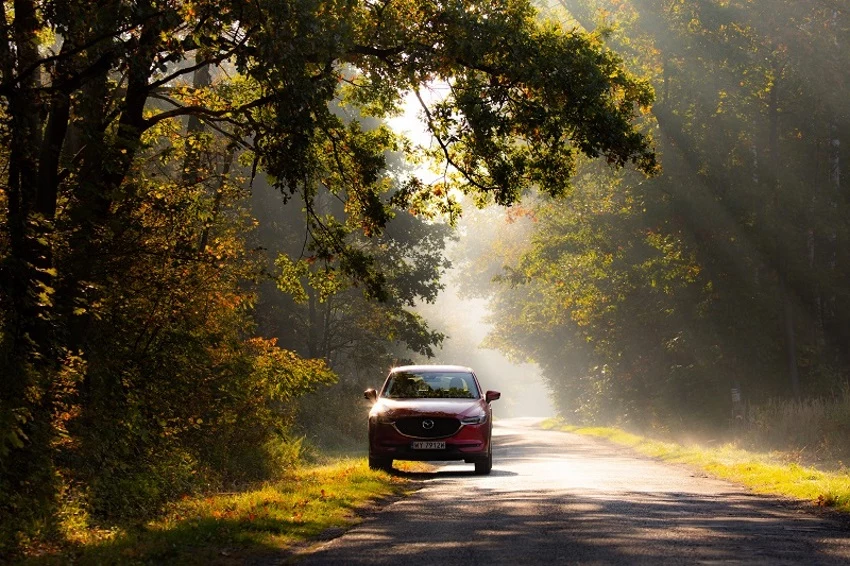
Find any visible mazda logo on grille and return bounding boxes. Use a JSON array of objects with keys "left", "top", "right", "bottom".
[{"left": 421, "top": 419, "right": 435, "bottom": 430}]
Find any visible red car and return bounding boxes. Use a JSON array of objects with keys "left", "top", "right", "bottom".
[{"left": 364, "top": 365, "right": 501, "bottom": 475}]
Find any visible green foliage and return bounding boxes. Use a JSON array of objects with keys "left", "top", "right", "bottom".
[
  {"left": 255, "top": 171, "right": 453, "bottom": 448},
  {"left": 481, "top": 163, "right": 718, "bottom": 427},
  {"left": 0, "top": 0, "right": 655, "bottom": 557},
  {"left": 467, "top": 1, "right": 850, "bottom": 436}
]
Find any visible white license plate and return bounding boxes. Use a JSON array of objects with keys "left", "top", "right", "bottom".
[{"left": 411, "top": 441, "right": 446, "bottom": 450}]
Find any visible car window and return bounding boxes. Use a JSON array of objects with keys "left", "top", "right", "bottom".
[{"left": 382, "top": 371, "right": 479, "bottom": 399}]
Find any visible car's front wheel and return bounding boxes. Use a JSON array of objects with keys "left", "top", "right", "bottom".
[
  {"left": 368, "top": 455, "right": 393, "bottom": 472},
  {"left": 474, "top": 448, "right": 492, "bottom": 475}
]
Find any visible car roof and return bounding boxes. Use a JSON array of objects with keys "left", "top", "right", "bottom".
[{"left": 390, "top": 364, "right": 474, "bottom": 374}]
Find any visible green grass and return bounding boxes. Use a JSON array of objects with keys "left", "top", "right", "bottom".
[
  {"left": 22, "top": 460, "right": 415, "bottom": 565},
  {"left": 542, "top": 419, "right": 850, "bottom": 512}
]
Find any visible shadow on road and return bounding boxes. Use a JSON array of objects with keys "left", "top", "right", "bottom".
[
  {"left": 294, "top": 422, "right": 850, "bottom": 565},
  {"left": 298, "top": 486, "right": 850, "bottom": 565}
]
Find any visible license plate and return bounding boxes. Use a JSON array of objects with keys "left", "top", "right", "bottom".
[{"left": 411, "top": 441, "right": 445, "bottom": 450}]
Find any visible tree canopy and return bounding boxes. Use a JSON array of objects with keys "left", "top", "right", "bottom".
[
  {"left": 0, "top": 0, "right": 655, "bottom": 555},
  {"left": 468, "top": 0, "right": 850, "bottom": 431}
]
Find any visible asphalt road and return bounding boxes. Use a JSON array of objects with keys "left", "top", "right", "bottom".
[{"left": 296, "top": 417, "right": 850, "bottom": 565}]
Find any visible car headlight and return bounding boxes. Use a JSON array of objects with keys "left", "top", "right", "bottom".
[
  {"left": 372, "top": 412, "right": 395, "bottom": 424},
  {"left": 461, "top": 413, "right": 487, "bottom": 425}
]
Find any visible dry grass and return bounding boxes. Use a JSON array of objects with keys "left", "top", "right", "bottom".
[{"left": 743, "top": 393, "right": 850, "bottom": 468}]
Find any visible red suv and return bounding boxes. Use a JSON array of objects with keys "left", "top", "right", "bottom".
[{"left": 364, "top": 365, "right": 501, "bottom": 475}]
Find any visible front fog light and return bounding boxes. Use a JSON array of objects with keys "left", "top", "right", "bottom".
[{"left": 461, "top": 414, "right": 487, "bottom": 425}]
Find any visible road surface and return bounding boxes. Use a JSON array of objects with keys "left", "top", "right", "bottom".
[{"left": 296, "top": 417, "right": 850, "bottom": 565}]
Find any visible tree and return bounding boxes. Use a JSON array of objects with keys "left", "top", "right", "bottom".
[
  {"left": 251, "top": 168, "right": 453, "bottom": 447},
  {"left": 476, "top": 0, "right": 850, "bottom": 431},
  {"left": 0, "top": 0, "right": 656, "bottom": 552}
]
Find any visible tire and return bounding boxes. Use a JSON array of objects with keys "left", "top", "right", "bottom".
[
  {"left": 369, "top": 455, "right": 393, "bottom": 472},
  {"left": 474, "top": 448, "right": 492, "bottom": 475}
]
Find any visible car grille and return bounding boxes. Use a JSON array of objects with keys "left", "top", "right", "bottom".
[{"left": 393, "top": 417, "right": 461, "bottom": 438}]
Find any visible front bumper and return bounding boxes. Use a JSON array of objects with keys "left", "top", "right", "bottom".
[{"left": 369, "top": 422, "right": 490, "bottom": 461}]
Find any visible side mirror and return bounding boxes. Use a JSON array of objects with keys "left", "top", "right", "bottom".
[
  {"left": 485, "top": 390, "right": 501, "bottom": 403},
  {"left": 364, "top": 388, "right": 378, "bottom": 403}
]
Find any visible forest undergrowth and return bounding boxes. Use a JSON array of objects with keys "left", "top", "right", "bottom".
[{"left": 741, "top": 389, "right": 850, "bottom": 472}]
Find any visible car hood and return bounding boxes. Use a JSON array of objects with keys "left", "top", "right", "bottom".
[{"left": 372, "top": 398, "right": 485, "bottom": 419}]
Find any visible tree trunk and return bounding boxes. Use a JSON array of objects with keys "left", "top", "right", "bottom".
[
  {"left": 827, "top": 120, "right": 840, "bottom": 319},
  {"left": 5, "top": 0, "right": 48, "bottom": 341},
  {"left": 767, "top": 70, "right": 801, "bottom": 398},
  {"left": 307, "top": 290, "right": 320, "bottom": 359},
  {"left": 65, "top": 11, "right": 165, "bottom": 353}
]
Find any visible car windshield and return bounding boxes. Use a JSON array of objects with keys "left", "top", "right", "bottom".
[{"left": 382, "top": 371, "right": 479, "bottom": 399}]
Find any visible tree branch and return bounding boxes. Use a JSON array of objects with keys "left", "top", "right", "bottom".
[
  {"left": 142, "top": 92, "right": 277, "bottom": 128},
  {"left": 147, "top": 29, "right": 255, "bottom": 90},
  {"left": 412, "top": 88, "right": 496, "bottom": 193},
  {"left": 0, "top": 9, "right": 166, "bottom": 95}
]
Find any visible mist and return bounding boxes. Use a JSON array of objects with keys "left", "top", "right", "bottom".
[
  {"left": 397, "top": 1, "right": 850, "bottom": 463},
  {"left": 415, "top": 276, "right": 556, "bottom": 419}
]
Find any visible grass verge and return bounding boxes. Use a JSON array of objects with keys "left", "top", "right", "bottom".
[
  {"left": 22, "top": 459, "right": 415, "bottom": 565},
  {"left": 541, "top": 419, "right": 850, "bottom": 513}
]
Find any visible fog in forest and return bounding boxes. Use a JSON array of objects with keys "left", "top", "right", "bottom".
[
  {"left": 249, "top": 0, "right": 850, "bottom": 457},
  {"left": 389, "top": 90, "right": 555, "bottom": 419},
  {"left": 4, "top": 1, "right": 850, "bottom": 552},
  {"left": 386, "top": 0, "right": 850, "bottom": 457},
  {"left": 415, "top": 265, "right": 556, "bottom": 419}
]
